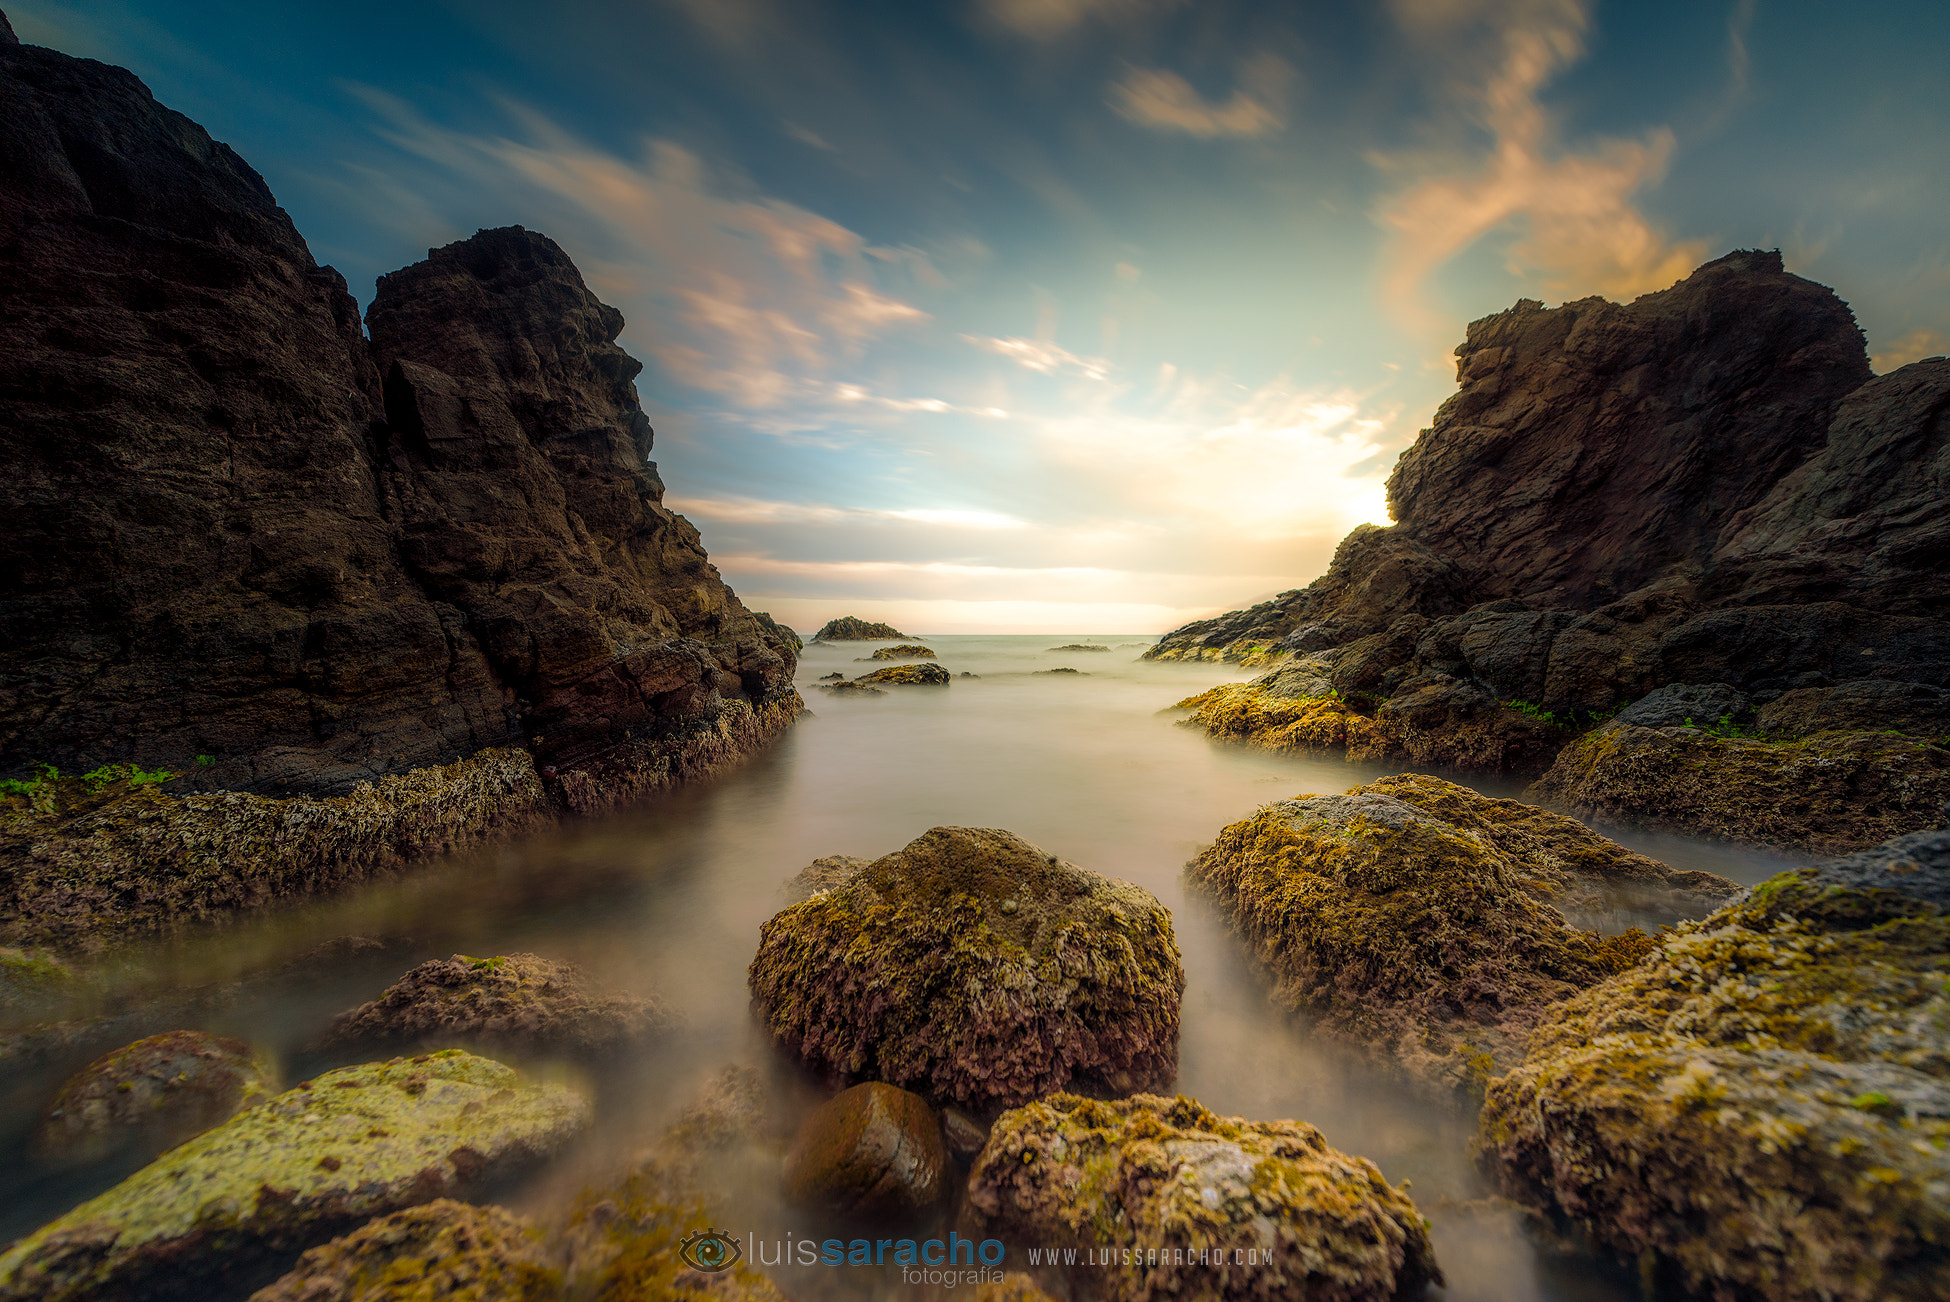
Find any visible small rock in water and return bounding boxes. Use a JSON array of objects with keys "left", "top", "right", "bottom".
[
  {"left": 854, "top": 662, "right": 951, "bottom": 686},
  {"left": 862, "top": 644, "right": 936, "bottom": 660},
  {"left": 782, "top": 1082, "right": 947, "bottom": 1225},
  {"left": 939, "top": 1106, "right": 989, "bottom": 1162},
  {"left": 818, "top": 672, "right": 844, "bottom": 680},
  {"left": 819, "top": 680, "right": 886, "bottom": 697},
  {"left": 1046, "top": 644, "right": 1109, "bottom": 652},
  {"left": 959, "top": 671, "right": 980, "bottom": 678},
  {"left": 1034, "top": 667, "right": 1085, "bottom": 675},
  {"left": 32, "top": 1029, "right": 274, "bottom": 1165}
]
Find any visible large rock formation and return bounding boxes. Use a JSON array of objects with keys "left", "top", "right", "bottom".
[
  {"left": 1154, "top": 251, "right": 1950, "bottom": 845},
  {"left": 0, "top": 23, "right": 798, "bottom": 940}
]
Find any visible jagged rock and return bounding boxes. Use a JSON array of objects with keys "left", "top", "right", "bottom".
[
  {"left": 32, "top": 1029, "right": 274, "bottom": 1164},
  {"left": 813, "top": 617, "right": 911, "bottom": 641},
  {"left": 1616, "top": 682, "right": 1752, "bottom": 729},
  {"left": 249, "top": 1201, "right": 559, "bottom": 1302},
  {"left": 319, "top": 953, "right": 675, "bottom": 1056},
  {"left": 855, "top": 663, "right": 950, "bottom": 686},
  {"left": 861, "top": 644, "right": 935, "bottom": 660},
  {"left": 1756, "top": 678, "right": 1950, "bottom": 737},
  {"left": 1186, "top": 775, "right": 1724, "bottom": 1093},
  {"left": 0, "top": 1050, "right": 589, "bottom": 1302},
  {"left": 782, "top": 1082, "right": 947, "bottom": 1225},
  {"left": 964, "top": 1093, "right": 1442, "bottom": 1302},
  {"left": 1476, "top": 828, "right": 1950, "bottom": 1302},
  {"left": 752, "top": 612, "right": 802, "bottom": 653},
  {"left": 748, "top": 827, "right": 1184, "bottom": 1112},
  {"left": 1530, "top": 719, "right": 1950, "bottom": 854},
  {"left": 817, "top": 672, "right": 844, "bottom": 680},
  {"left": 0, "top": 32, "right": 799, "bottom": 941}
]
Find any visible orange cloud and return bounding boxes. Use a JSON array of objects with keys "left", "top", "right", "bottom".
[
  {"left": 1108, "top": 62, "right": 1285, "bottom": 138},
  {"left": 1870, "top": 327, "right": 1949, "bottom": 374}
]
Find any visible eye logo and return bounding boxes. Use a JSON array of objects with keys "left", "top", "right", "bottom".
[{"left": 678, "top": 1228, "right": 743, "bottom": 1273}]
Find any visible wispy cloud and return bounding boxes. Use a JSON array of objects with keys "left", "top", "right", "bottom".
[
  {"left": 962, "top": 334, "right": 1113, "bottom": 381},
  {"left": 1871, "top": 327, "right": 1949, "bottom": 373},
  {"left": 1108, "top": 56, "right": 1289, "bottom": 138},
  {"left": 1374, "top": 0, "right": 1706, "bottom": 334}
]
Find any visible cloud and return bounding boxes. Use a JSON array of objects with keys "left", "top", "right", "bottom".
[
  {"left": 1375, "top": 0, "right": 1707, "bottom": 334},
  {"left": 783, "top": 120, "right": 836, "bottom": 151},
  {"left": 343, "top": 88, "right": 928, "bottom": 408},
  {"left": 1871, "top": 327, "right": 1950, "bottom": 373},
  {"left": 1108, "top": 58, "right": 1288, "bottom": 139},
  {"left": 962, "top": 334, "right": 1113, "bottom": 381}
]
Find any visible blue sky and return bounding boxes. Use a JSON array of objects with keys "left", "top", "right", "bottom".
[{"left": 12, "top": 0, "right": 1948, "bottom": 632}]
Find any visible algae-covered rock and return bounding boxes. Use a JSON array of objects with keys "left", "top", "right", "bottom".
[
  {"left": 814, "top": 617, "right": 912, "bottom": 641},
  {"left": 817, "top": 681, "right": 885, "bottom": 697},
  {"left": 964, "top": 1093, "right": 1441, "bottom": 1302},
  {"left": 854, "top": 662, "right": 950, "bottom": 686},
  {"left": 0, "top": 1050, "right": 590, "bottom": 1302},
  {"left": 33, "top": 1029, "right": 275, "bottom": 1164},
  {"left": 863, "top": 644, "right": 936, "bottom": 660},
  {"left": 1187, "top": 776, "right": 1692, "bottom": 1093},
  {"left": 1529, "top": 718, "right": 1950, "bottom": 853},
  {"left": 749, "top": 826, "right": 1184, "bottom": 1112},
  {"left": 320, "top": 953, "right": 675, "bottom": 1056},
  {"left": 783, "top": 1081, "right": 947, "bottom": 1226},
  {"left": 1475, "top": 828, "right": 1950, "bottom": 1302},
  {"left": 0, "top": 945, "right": 77, "bottom": 1014},
  {"left": 249, "top": 1201, "right": 559, "bottom": 1302},
  {"left": 781, "top": 856, "right": 869, "bottom": 903}
]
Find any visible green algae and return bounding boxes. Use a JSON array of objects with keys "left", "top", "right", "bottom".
[
  {"left": 251, "top": 1200, "right": 562, "bottom": 1302},
  {"left": 0, "top": 1050, "right": 590, "bottom": 1302}
]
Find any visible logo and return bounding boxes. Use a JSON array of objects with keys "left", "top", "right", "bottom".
[{"left": 678, "top": 1228, "right": 744, "bottom": 1273}]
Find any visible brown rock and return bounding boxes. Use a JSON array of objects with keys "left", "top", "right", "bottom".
[
  {"left": 782, "top": 1082, "right": 947, "bottom": 1225},
  {"left": 32, "top": 1029, "right": 274, "bottom": 1164},
  {"left": 854, "top": 662, "right": 950, "bottom": 686},
  {"left": 813, "top": 616, "right": 911, "bottom": 640},
  {"left": 862, "top": 644, "right": 936, "bottom": 660},
  {"left": 320, "top": 953, "right": 675, "bottom": 1056},
  {"left": 939, "top": 1106, "right": 989, "bottom": 1162},
  {"left": 249, "top": 1201, "right": 558, "bottom": 1302},
  {"left": 781, "top": 855, "right": 869, "bottom": 903}
]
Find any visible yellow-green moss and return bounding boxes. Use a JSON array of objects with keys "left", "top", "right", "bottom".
[{"left": 250, "top": 1201, "right": 563, "bottom": 1302}]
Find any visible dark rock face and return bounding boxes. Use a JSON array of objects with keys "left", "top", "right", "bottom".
[
  {"left": 813, "top": 616, "right": 911, "bottom": 641},
  {"left": 1616, "top": 683, "right": 1751, "bottom": 729},
  {"left": 1756, "top": 678, "right": 1950, "bottom": 738},
  {"left": 781, "top": 1081, "right": 947, "bottom": 1225},
  {"left": 0, "top": 30, "right": 799, "bottom": 931}
]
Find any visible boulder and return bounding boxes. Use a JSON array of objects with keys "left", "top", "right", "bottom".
[
  {"left": 32, "top": 1029, "right": 274, "bottom": 1164},
  {"left": 964, "top": 1093, "right": 1441, "bottom": 1302},
  {"left": 1756, "top": 677, "right": 1950, "bottom": 737},
  {"left": 862, "top": 645, "right": 935, "bottom": 660},
  {"left": 1616, "top": 682, "right": 1751, "bottom": 729},
  {"left": 1047, "top": 644, "right": 1109, "bottom": 652},
  {"left": 748, "top": 826, "right": 1184, "bottom": 1112},
  {"left": 249, "top": 1201, "right": 558, "bottom": 1302},
  {"left": 781, "top": 1082, "right": 947, "bottom": 1225},
  {"left": 781, "top": 855, "right": 868, "bottom": 903},
  {"left": 1187, "top": 776, "right": 1722, "bottom": 1093},
  {"left": 1476, "top": 828, "right": 1950, "bottom": 1302},
  {"left": 939, "top": 1107, "right": 989, "bottom": 1163},
  {"left": 854, "top": 663, "right": 950, "bottom": 686},
  {"left": 1033, "top": 668, "right": 1085, "bottom": 675},
  {"left": 320, "top": 953, "right": 675, "bottom": 1056},
  {"left": 818, "top": 681, "right": 885, "bottom": 697},
  {"left": 813, "top": 617, "right": 912, "bottom": 641},
  {"left": 0, "top": 1050, "right": 590, "bottom": 1302},
  {"left": 1530, "top": 719, "right": 1950, "bottom": 854}
]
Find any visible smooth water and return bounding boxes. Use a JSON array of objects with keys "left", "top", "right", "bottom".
[{"left": 0, "top": 635, "right": 1804, "bottom": 1297}]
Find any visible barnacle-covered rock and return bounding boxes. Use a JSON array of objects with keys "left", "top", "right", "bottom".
[
  {"left": 964, "top": 1093, "right": 1441, "bottom": 1302},
  {"left": 863, "top": 645, "right": 936, "bottom": 660},
  {"left": 1187, "top": 775, "right": 1719, "bottom": 1094},
  {"left": 249, "top": 1201, "right": 559, "bottom": 1302},
  {"left": 320, "top": 952, "right": 675, "bottom": 1056},
  {"left": 1475, "top": 827, "right": 1950, "bottom": 1302},
  {"left": 854, "top": 663, "right": 951, "bottom": 686},
  {"left": 0, "top": 1050, "right": 589, "bottom": 1302},
  {"left": 32, "top": 1029, "right": 274, "bottom": 1164},
  {"left": 749, "top": 826, "right": 1183, "bottom": 1112}
]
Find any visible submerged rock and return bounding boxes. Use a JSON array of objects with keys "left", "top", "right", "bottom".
[
  {"left": 320, "top": 953, "right": 675, "bottom": 1056},
  {"left": 818, "top": 681, "right": 886, "bottom": 697},
  {"left": 1476, "top": 827, "right": 1950, "bottom": 1302},
  {"left": 249, "top": 1201, "right": 559, "bottom": 1302},
  {"left": 32, "top": 1029, "right": 274, "bottom": 1164},
  {"left": 782, "top": 1082, "right": 947, "bottom": 1225},
  {"left": 1047, "top": 644, "right": 1110, "bottom": 652},
  {"left": 1530, "top": 719, "right": 1950, "bottom": 854},
  {"left": 964, "top": 1093, "right": 1441, "bottom": 1302},
  {"left": 862, "top": 644, "right": 936, "bottom": 660},
  {"left": 749, "top": 826, "right": 1184, "bottom": 1112},
  {"left": 0, "top": 1050, "right": 590, "bottom": 1302},
  {"left": 814, "top": 617, "right": 912, "bottom": 641},
  {"left": 781, "top": 855, "right": 869, "bottom": 903},
  {"left": 854, "top": 662, "right": 951, "bottom": 686},
  {"left": 1034, "top": 668, "right": 1086, "bottom": 676},
  {"left": 1187, "top": 775, "right": 1718, "bottom": 1093}
]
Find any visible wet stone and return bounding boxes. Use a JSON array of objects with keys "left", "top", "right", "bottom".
[{"left": 781, "top": 1082, "right": 947, "bottom": 1226}]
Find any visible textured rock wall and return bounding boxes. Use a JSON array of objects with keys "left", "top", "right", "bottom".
[{"left": 0, "top": 30, "right": 797, "bottom": 814}]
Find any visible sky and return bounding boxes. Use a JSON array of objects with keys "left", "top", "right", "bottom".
[{"left": 9, "top": 0, "right": 1949, "bottom": 634}]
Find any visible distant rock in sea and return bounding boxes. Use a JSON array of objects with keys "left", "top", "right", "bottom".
[{"left": 813, "top": 616, "right": 913, "bottom": 641}]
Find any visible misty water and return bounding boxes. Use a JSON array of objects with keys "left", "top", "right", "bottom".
[{"left": 0, "top": 635, "right": 1805, "bottom": 1299}]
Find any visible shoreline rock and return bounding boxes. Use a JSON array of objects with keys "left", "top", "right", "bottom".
[
  {"left": 1475, "top": 826, "right": 1950, "bottom": 1302},
  {"left": 812, "top": 617, "right": 912, "bottom": 641},
  {"left": 32, "top": 1029, "right": 274, "bottom": 1165},
  {"left": 854, "top": 662, "right": 951, "bottom": 687},
  {"left": 748, "top": 826, "right": 1184, "bottom": 1113}
]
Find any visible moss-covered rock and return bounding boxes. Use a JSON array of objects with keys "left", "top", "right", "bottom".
[
  {"left": 749, "top": 826, "right": 1184, "bottom": 1112},
  {"left": 248, "top": 1201, "right": 560, "bottom": 1302},
  {"left": 782, "top": 1081, "right": 947, "bottom": 1225},
  {"left": 32, "top": 1029, "right": 275, "bottom": 1164},
  {"left": 0, "top": 1050, "right": 590, "bottom": 1302},
  {"left": 781, "top": 855, "right": 870, "bottom": 903},
  {"left": 813, "top": 617, "right": 912, "bottom": 641},
  {"left": 964, "top": 1092, "right": 1441, "bottom": 1302},
  {"left": 817, "top": 681, "right": 885, "bottom": 697},
  {"left": 1475, "top": 828, "right": 1950, "bottom": 1302},
  {"left": 863, "top": 644, "right": 936, "bottom": 660},
  {"left": 1186, "top": 776, "right": 1710, "bottom": 1094},
  {"left": 1529, "top": 718, "right": 1950, "bottom": 853},
  {"left": 0, "top": 945, "right": 78, "bottom": 1014},
  {"left": 854, "top": 662, "right": 951, "bottom": 686},
  {"left": 320, "top": 953, "right": 675, "bottom": 1056}
]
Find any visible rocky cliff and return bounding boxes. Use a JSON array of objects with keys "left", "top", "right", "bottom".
[{"left": 0, "top": 20, "right": 799, "bottom": 940}]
